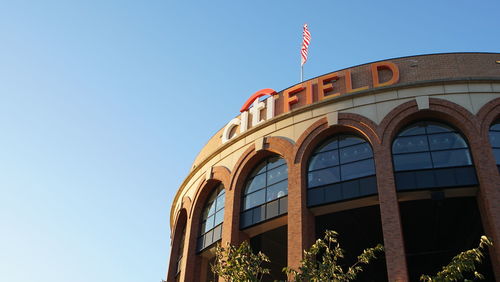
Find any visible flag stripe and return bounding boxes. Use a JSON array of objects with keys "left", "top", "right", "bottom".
[{"left": 301, "top": 24, "right": 311, "bottom": 66}]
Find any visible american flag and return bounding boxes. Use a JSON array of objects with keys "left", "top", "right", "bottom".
[{"left": 301, "top": 24, "right": 311, "bottom": 66}]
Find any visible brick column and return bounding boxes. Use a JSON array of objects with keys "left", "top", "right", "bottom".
[
  {"left": 199, "top": 257, "right": 209, "bottom": 282},
  {"left": 287, "top": 162, "right": 315, "bottom": 271},
  {"left": 469, "top": 138, "right": 500, "bottom": 281},
  {"left": 180, "top": 213, "right": 198, "bottom": 282},
  {"left": 373, "top": 144, "right": 409, "bottom": 281},
  {"left": 221, "top": 185, "right": 249, "bottom": 247}
]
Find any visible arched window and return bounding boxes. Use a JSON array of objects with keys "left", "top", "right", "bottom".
[
  {"left": 240, "top": 156, "right": 288, "bottom": 229},
  {"left": 197, "top": 184, "right": 225, "bottom": 252},
  {"left": 392, "top": 121, "right": 477, "bottom": 190},
  {"left": 307, "top": 135, "right": 377, "bottom": 207},
  {"left": 489, "top": 120, "right": 500, "bottom": 173}
]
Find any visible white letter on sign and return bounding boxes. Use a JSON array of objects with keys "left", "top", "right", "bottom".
[
  {"left": 222, "top": 118, "right": 240, "bottom": 144},
  {"left": 250, "top": 99, "right": 265, "bottom": 127}
]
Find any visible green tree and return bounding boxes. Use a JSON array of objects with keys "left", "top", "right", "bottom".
[
  {"left": 420, "top": 235, "right": 493, "bottom": 282},
  {"left": 211, "top": 241, "right": 270, "bottom": 282},
  {"left": 284, "top": 230, "right": 384, "bottom": 282}
]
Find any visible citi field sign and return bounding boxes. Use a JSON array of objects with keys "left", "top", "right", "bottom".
[{"left": 222, "top": 61, "right": 400, "bottom": 144}]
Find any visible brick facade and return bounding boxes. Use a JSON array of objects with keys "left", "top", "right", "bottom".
[{"left": 167, "top": 53, "right": 500, "bottom": 282}]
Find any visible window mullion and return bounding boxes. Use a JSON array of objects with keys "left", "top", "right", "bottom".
[
  {"left": 426, "top": 132, "right": 436, "bottom": 169},
  {"left": 337, "top": 146, "right": 343, "bottom": 181}
]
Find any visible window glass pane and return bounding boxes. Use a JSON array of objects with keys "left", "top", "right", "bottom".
[
  {"left": 202, "top": 204, "right": 210, "bottom": 220},
  {"left": 392, "top": 135, "right": 429, "bottom": 153},
  {"left": 308, "top": 187, "right": 324, "bottom": 206},
  {"left": 266, "top": 199, "right": 279, "bottom": 219},
  {"left": 196, "top": 236, "right": 204, "bottom": 254},
  {"left": 309, "top": 135, "right": 375, "bottom": 193},
  {"left": 490, "top": 122, "right": 500, "bottom": 131},
  {"left": 249, "top": 162, "right": 267, "bottom": 178},
  {"left": 199, "top": 185, "right": 225, "bottom": 238},
  {"left": 267, "top": 164, "right": 288, "bottom": 185},
  {"left": 341, "top": 159, "right": 375, "bottom": 180},
  {"left": 206, "top": 191, "right": 217, "bottom": 205},
  {"left": 200, "top": 221, "right": 207, "bottom": 234},
  {"left": 205, "top": 230, "right": 213, "bottom": 247},
  {"left": 393, "top": 152, "right": 432, "bottom": 171},
  {"left": 309, "top": 150, "right": 339, "bottom": 170},
  {"left": 213, "top": 225, "right": 222, "bottom": 242},
  {"left": 414, "top": 170, "right": 437, "bottom": 188},
  {"left": 359, "top": 176, "right": 377, "bottom": 196},
  {"left": 245, "top": 174, "right": 266, "bottom": 194},
  {"left": 253, "top": 205, "right": 266, "bottom": 223},
  {"left": 266, "top": 180, "right": 288, "bottom": 201},
  {"left": 428, "top": 132, "right": 467, "bottom": 150},
  {"left": 205, "top": 215, "right": 215, "bottom": 231},
  {"left": 493, "top": 149, "right": 500, "bottom": 165},
  {"left": 279, "top": 196, "right": 288, "bottom": 214},
  {"left": 216, "top": 192, "right": 225, "bottom": 211},
  {"left": 489, "top": 131, "right": 500, "bottom": 148},
  {"left": 316, "top": 138, "right": 338, "bottom": 152},
  {"left": 339, "top": 135, "right": 364, "bottom": 148},
  {"left": 214, "top": 209, "right": 224, "bottom": 226},
  {"left": 308, "top": 166, "right": 340, "bottom": 188},
  {"left": 431, "top": 149, "right": 472, "bottom": 168},
  {"left": 216, "top": 185, "right": 224, "bottom": 196},
  {"left": 241, "top": 156, "right": 288, "bottom": 223},
  {"left": 340, "top": 143, "right": 372, "bottom": 164},
  {"left": 240, "top": 210, "right": 252, "bottom": 228},
  {"left": 341, "top": 180, "right": 360, "bottom": 199},
  {"left": 207, "top": 201, "right": 216, "bottom": 216},
  {"left": 399, "top": 123, "right": 426, "bottom": 136},
  {"left": 267, "top": 157, "right": 286, "bottom": 170},
  {"left": 392, "top": 121, "right": 477, "bottom": 191},
  {"left": 243, "top": 189, "right": 266, "bottom": 210},
  {"left": 426, "top": 122, "right": 453, "bottom": 134},
  {"left": 454, "top": 167, "right": 478, "bottom": 186}
]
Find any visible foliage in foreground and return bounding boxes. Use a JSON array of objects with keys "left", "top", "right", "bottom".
[
  {"left": 211, "top": 240, "right": 270, "bottom": 282},
  {"left": 284, "top": 230, "right": 384, "bottom": 282},
  {"left": 420, "top": 235, "right": 493, "bottom": 282},
  {"left": 209, "top": 231, "right": 492, "bottom": 282}
]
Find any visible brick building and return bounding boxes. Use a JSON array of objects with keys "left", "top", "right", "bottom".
[{"left": 166, "top": 53, "right": 500, "bottom": 281}]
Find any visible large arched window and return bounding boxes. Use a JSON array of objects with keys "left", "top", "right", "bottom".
[
  {"left": 392, "top": 121, "right": 477, "bottom": 190},
  {"left": 489, "top": 120, "right": 500, "bottom": 173},
  {"left": 240, "top": 156, "right": 288, "bottom": 229},
  {"left": 307, "top": 135, "right": 377, "bottom": 207},
  {"left": 197, "top": 184, "right": 225, "bottom": 252}
]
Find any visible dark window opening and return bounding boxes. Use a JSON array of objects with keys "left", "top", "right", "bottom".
[
  {"left": 250, "top": 226, "right": 288, "bottom": 282},
  {"left": 315, "top": 205, "right": 388, "bottom": 281},
  {"left": 400, "top": 197, "right": 494, "bottom": 281},
  {"left": 202, "top": 256, "right": 217, "bottom": 282}
]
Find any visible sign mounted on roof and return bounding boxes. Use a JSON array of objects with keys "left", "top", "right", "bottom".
[{"left": 222, "top": 61, "right": 400, "bottom": 144}]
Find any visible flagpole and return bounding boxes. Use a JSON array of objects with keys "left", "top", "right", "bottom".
[{"left": 301, "top": 65, "right": 303, "bottom": 82}]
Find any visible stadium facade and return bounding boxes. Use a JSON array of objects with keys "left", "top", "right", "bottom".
[{"left": 166, "top": 53, "right": 500, "bottom": 281}]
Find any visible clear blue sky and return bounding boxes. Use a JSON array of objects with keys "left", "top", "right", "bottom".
[{"left": 0, "top": 1, "right": 498, "bottom": 282}]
